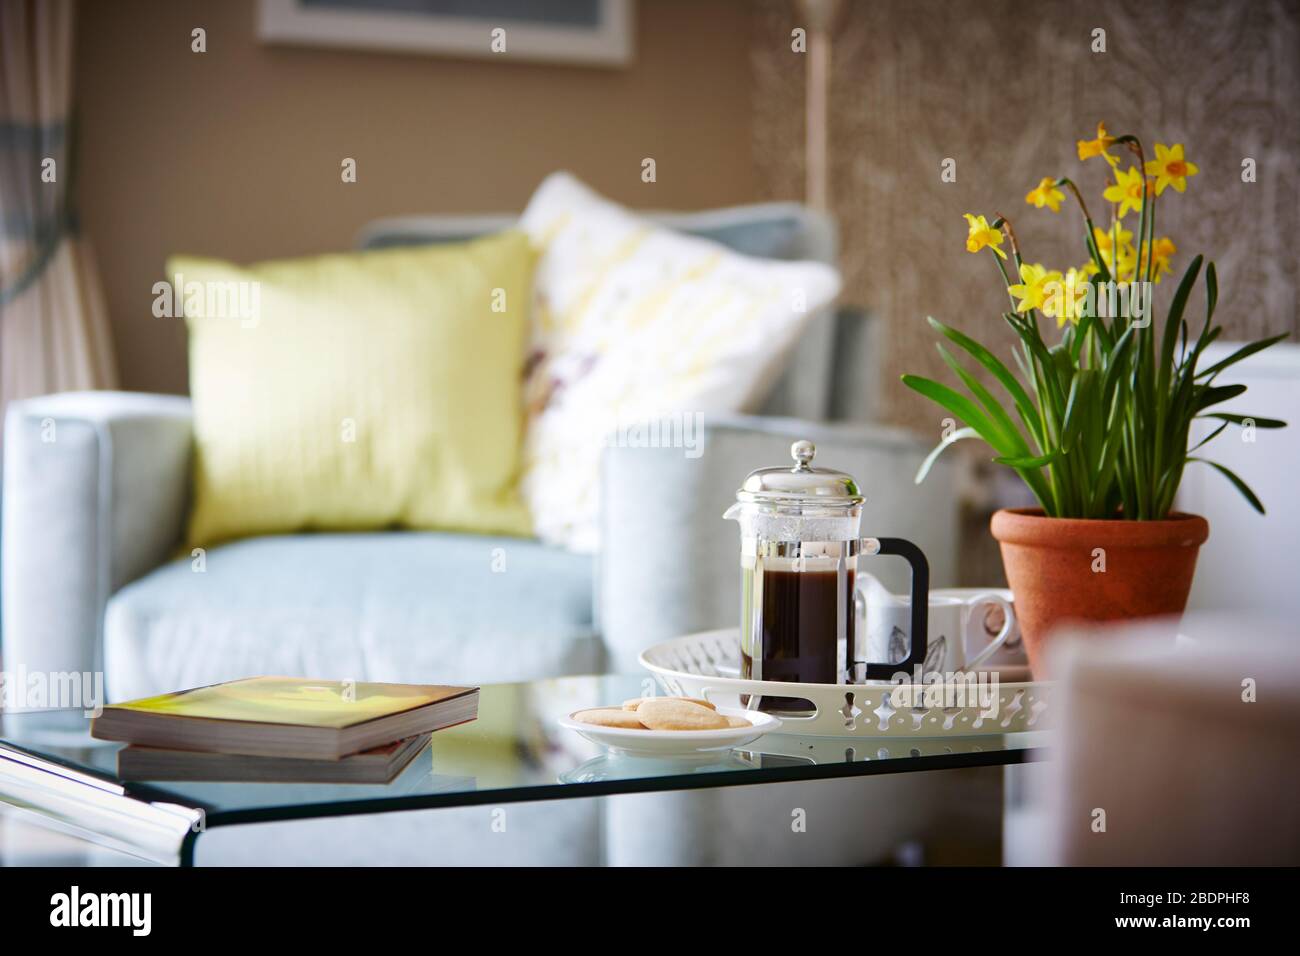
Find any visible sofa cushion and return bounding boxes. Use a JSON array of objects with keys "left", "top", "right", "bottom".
[
  {"left": 516, "top": 172, "right": 841, "bottom": 553},
  {"left": 174, "top": 230, "right": 536, "bottom": 549},
  {"left": 103, "top": 532, "right": 597, "bottom": 701}
]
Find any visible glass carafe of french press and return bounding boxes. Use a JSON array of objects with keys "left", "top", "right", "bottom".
[{"left": 723, "top": 440, "right": 930, "bottom": 710}]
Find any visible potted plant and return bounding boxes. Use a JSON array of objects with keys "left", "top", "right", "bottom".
[{"left": 904, "top": 124, "right": 1287, "bottom": 676}]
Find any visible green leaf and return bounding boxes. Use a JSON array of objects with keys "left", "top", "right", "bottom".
[
  {"left": 900, "top": 375, "right": 1016, "bottom": 455},
  {"left": 1189, "top": 263, "right": 1219, "bottom": 361},
  {"left": 1194, "top": 383, "right": 1247, "bottom": 411},
  {"left": 1100, "top": 325, "right": 1135, "bottom": 401},
  {"left": 1164, "top": 256, "right": 1201, "bottom": 351},
  {"left": 1059, "top": 370, "right": 1094, "bottom": 454},
  {"left": 926, "top": 316, "right": 1041, "bottom": 442},
  {"left": 1193, "top": 324, "right": 1223, "bottom": 359},
  {"left": 1157, "top": 255, "right": 1202, "bottom": 413},
  {"left": 902, "top": 373, "right": 1054, "bottom": 509},
  {"left": 1187, "top": 421, "right": 1228, "bottom": 453},
  {"left": 1195, "top": 333, "right": 1289, "bottom": 380},
  {"left": 1201, "top": 412, "right": 1287, "bottom": 428},
  {"left": 994, "top": 448, "right": 1062, "bottom": 469},
  {"left": 1089, "top": 415, "right": 1127, "bottom": 513},
  {"left": 1011, "top": 343, "right": 1035, "bottom": 387},
  {"left": 1065, "top": 320, "right": 1086, "bottom": 364},
  {"left": 1187, "top": 457, "right": 1265, "bottom": 514},
  {"left": 1204, "top": 261, "right": 1218, "bottom": 328},
  {"left": 1005, "top": 311, "right": 1056, "bottom": 379},
  {"left": 935, "top": 344, "right": 1033, "bottom": 455},
  {"left": 914, "top": 426, "right": 979, "bottom": 484}
]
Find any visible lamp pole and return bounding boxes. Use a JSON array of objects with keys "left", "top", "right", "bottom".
[{"left": 798, "top": 0, "right": 842, "bottom": 212}]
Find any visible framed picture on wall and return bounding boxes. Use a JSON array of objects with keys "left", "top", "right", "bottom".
[{"left": 258, "top": 0, "right": 635, "bottom": 67}]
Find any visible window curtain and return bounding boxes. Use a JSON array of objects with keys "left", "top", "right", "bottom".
[{"left": 0, "top": 0, "right": 116, "bottom": 431}]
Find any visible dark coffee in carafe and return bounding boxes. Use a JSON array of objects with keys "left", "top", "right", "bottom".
[{"left": 740, "top": 567, "right": 852, "bottom": 712}]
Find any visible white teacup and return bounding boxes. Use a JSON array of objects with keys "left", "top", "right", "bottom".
[
  {"left": 855, "top": 573, "right": 1016, "bottom": 676},
  {"left": 930, "top": 587, "right": 1024, "bottom": 667}
]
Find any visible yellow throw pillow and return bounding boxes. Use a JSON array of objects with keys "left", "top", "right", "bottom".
[{"left": 174, "top": 231, "right": 535, "bottom": 548}]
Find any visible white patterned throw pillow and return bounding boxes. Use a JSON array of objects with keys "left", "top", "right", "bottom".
[{"left": 518, "top": 172, "right": 841, "bottom": 552}]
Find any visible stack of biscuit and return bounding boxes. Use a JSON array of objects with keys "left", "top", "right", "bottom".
[{"left": 572, "top": 696, "right": 750, "bottom": 731}]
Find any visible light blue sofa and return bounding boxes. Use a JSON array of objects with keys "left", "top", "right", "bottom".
[{"left": 2, "top": 203, "right": 959, "bottom": 864}]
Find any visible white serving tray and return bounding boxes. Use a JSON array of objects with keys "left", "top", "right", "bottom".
[{"left": 639, "top": 629, "right": 1050, "bottom": 738}]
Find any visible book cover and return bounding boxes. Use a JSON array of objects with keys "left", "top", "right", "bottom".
[
  {"left": 91, "top": 677, "right": 479, "bottom": 759},
  {"left": 104, "top": 677, "right": 474, "bottom": 729}
]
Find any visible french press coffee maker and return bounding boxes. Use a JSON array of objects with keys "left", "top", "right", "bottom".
[{"left": 723, "top": 440, "right": 930, "bottom": 702}]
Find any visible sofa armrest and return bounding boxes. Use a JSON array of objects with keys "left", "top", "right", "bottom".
[
  {"left": 597, "top": 413, "right": 958, "bottom": 673},
  {"left": 2, "top": 392, "right": 193, "bottom": 687}
]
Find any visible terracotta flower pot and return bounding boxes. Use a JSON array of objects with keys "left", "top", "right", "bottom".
[{"left": 990, "top": 507, "right": 1209, "bottom": 678}]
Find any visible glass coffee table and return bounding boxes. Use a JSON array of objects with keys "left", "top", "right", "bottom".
[{"left": 0, "top": 675, "right": 1046, "bottom": 866}]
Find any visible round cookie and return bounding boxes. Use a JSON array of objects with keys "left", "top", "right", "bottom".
[
  {"left": 572, "top": 708, "right": 647, "bottom": 729},
  {"left": 635, "top": 698, "right": 729, "bottom": 731},
  {"left": 622, "top": 696, "right": 716, "bottom": 712}
]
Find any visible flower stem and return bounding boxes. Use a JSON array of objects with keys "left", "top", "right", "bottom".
[
  {"left": 1056, "top": 177, "right": 1096, "bottom": 226},
  {"left": 991, "top": 248, "right": 1018, "bottom": 313},
  {"left": 1125, "top": 139, "right": 1148, "bottom": 281},
  {"left": 993, "top": 211, "right": 1023, "bottom": 264}
]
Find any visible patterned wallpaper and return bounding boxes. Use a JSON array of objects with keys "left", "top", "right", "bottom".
[{"left": 751, "top": 0, "right": 1300, "bottom": 433}]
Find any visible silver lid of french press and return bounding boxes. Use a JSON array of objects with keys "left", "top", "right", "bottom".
[{"left": 735, "top": 440, "right": 864, "bottom": 505}]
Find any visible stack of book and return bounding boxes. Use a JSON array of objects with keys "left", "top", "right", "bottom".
[{"left": 91, "top": 676, "right": 479, "bottom": 784}]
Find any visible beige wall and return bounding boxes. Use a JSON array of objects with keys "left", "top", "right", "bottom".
[
  {"left": 75, "top": 0, "right": 759, "bottom": 395},
  {"left": 752, "top": 0, "right": 1300, "bottom": 431}
]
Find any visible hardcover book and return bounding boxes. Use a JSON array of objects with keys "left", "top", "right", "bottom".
[
  {"left": 91, "top": 677, "right": 478, "bottom": 760},
  {"left": 117, "top": 733, "right": 431, "bottom": 783}
]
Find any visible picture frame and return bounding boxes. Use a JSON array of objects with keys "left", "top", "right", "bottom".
[{"left": 258, "top": 0, "right": 635, "bottom": 67}]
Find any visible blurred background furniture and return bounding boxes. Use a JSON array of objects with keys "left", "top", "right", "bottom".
[
  {"left": 1005, "top": 614, "right": 1300, "bottom": 866},
  {"left": 1178, "top": 342, "right": 1300, "bottom": 619},
  {"left": 2, "top": 203, "right": 961, "bottom": 865}
]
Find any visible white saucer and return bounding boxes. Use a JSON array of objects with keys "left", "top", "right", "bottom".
[{"left": 559, "top": 706, "right": 781, "bottom": 756}]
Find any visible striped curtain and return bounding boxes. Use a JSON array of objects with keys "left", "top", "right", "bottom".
[{"left": 0, "top": 0, "right": 116, "bottom": 431}]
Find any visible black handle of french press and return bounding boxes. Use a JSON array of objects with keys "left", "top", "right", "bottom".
[{"left": 859, "top": 537, "right": 930, "bottom": 681}]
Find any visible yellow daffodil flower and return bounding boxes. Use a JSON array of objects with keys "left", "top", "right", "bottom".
[
  {"left": 1007, "top": 263, "right": 1063, "bottom": 314},
  {"left": 1091, "top": 226, "right": 1137, "bottom": 282},
  {"left": 964, "top": 213, "right": 1007, "bottom": 259},
  {"left": 1077, "top": 122, "right": 1120, "bottom": 167},
  {"left": 1025, "top": 177, "right": 1065, "bottom": 212},
  {"left": 1103, "top": 166, "right": 1151, "bottom": 219},
  {"left": 1042, "top": 267, "right": 1090, "bottom": 327},
  {"left": 1092, "top": 224, "right": 1133, "bottom": 256},
  {"left": 1111, "top": 245, "right": 1138, "bottom": 284},
  {"left": 1142, "top": 236, "right": 1177, "bottom": 282},
  {"left": 1144, "top": 143, "right": 1199, "bottom": 195}
]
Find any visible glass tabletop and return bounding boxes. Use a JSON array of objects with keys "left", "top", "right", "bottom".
[{"left": 0, "top": 675, "right": 1046, "bottom": 827}]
